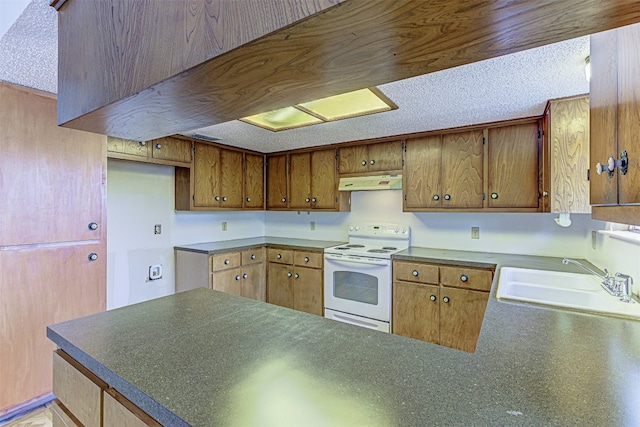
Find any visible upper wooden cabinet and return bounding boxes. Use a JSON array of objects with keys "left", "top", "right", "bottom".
[
  {"left": 338, "top": 141, "right": 403, "bottom": 175},
  {"left": 590, "top": 23, "right": 640, "bottom": 225},
  {"left": 245, "top": 153, "right": 265, "bottom": 209},
  {"left": 266, "top": 154, "right": 289, "bottom": 209},
  {"left": 107, "top": 136, "right": 192, "bottom": 167}
]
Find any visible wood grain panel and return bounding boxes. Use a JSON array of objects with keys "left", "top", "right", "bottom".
[
  {"left": 211, "top": 252, "right": 241, "bottom": 271},
  {"left": 289, "top": 152, "right": 312, "bottom": 209},
  {"left": 57, "top": 1, "right": 640, "bottom": 140},
  {"left": 267, "top": 263, "right": 294, "bottom": 309},
  {"left": 212, "top": 268, "right": 243, "bottom": 296},
  {"left": 392, "top": 281, "right": 439, "bottom": 344},
  {"left": 0, "top": 83, "right": 106, "bottom": 246},
  {"left": 440, "top": 266, "right": 493, "bottom": 292},
  {"left": 404, "top": 136, "right": 442, "bottom": 209},
  {"left": 244, "top": 153, "right": 265, "bottom": 209},
  {"left": 311, "top": 149, "right": 337, "bottom": 209},
  {"left": 267, "top": 154, "right": 288, "bottom": 209},
  {"left": 294, "top": 251, "right": 323, "bottom": 269},
  {"left": 487, "top": 122, "right": 539, "bottom": 209},
  {"left": 103, "top": 389, "right": 162, "bottom": 427},
  {"left": 150, "top": 136, "right": 192, "bottom": 164},
  {"left": 442, "top": 131, "right": 484, "bottom": 208},
  {"left": 338, "top": 145, "right": 369, "bottom": 174},
  {"left": 192, "top": 142, "right": 220, "bottom": 207},
  {"left": 393, "top": 261, "right": 439, "bottom": 284},
  {"left": 220, "top": 149, "right": 244, "bottom": 208},
  {"left": 175, "top": 250, "right": 209, "bottom": 292},
  {"left": 241, "top": 263, "right": 266, "bottom": 302},
  {"left": 549, "top": 97, "right": 591, "bottom": 213},
  {"left": 438, "top": 288, "right": 489, "bottom": 353},
  {"left": 267, "top": 248, "right": 294, "bottom": 264},
  {"left": 616, "top": 23, "right": 640, "bottom": 204},
  {"left": 592, "top": 205, "right": 640, "bottom": 226},
  {"left": 368, "top": 140, "right": 403, "bottom": 172},
  {"left": 107, "top": 137, "right": 149, "bottom": 158},
  {"left": 293, "top": 266, "right": 323, "bottom": 316},
  {"left": 590, "top": 28, "right": 619, "bottom": 205},
  {"left": 51, "top": 399, "right": 81, "bottom": 427},
  {"left": 241, "top": 247, "right": 265, "bottom": 265}
]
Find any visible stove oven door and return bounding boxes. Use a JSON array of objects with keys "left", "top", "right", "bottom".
[{"left": 323, "top": 254, "right": 391, "bottom": 323}]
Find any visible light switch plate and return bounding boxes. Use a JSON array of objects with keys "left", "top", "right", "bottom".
[
  {"left": 154, "top": 224, "right": 161, "bottom": 234},
  {"left": 471, "top": 227, "right": 480, "bottom": 239}
]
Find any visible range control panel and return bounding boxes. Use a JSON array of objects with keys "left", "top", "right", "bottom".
[{"left": 348, "top": 223, "right": 410, "bottom": 239}]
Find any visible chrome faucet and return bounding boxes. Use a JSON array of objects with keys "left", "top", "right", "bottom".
[{"left": 562, "top": 258, "right": 635, "bottom": 303}]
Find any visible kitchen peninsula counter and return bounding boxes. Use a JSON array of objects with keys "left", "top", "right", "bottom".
[
  {"left": 174, "top": 237, "right": 345, "bottom": 255},
  {"left": 48, "top": 253, "right": 640, "bottom": 426}
]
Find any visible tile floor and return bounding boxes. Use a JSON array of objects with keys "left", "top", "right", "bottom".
[{"left": 0, "top": 404, "right": 51, "bottom": 427}]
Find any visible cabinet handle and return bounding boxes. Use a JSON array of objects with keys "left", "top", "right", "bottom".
[
  {"left": 224, "top": 259, "right": 229, "bottom": 265},
  {"left": 305, "top": 198, "right": 311, "bottom": 203},
  {"left": 281, "top": 198, "right": 287, "bottom": 203},
  {"left": 443, "top": 296, "right": 450, "bottom": 303},
  {"left": 88, "top": 253, "right": 98, "bottom": 261},
  {"left": 304, "top": 257, "right": 309, "bottom": 263},
  {"left": 412, "top": 270, "right": 419, "bottom": 277},
  {"left": 287, "top": 272, "right": 293, "bottom": 277},
  {"left": 294, "top": 273, "right": 300, "bottom": 279},
  {"left": 235, "top": 275, "right": 241, "bottom": 281},
  {"left": 88, "top": 222, "right": 99, "bottom": 231},
  {"left": 277, "top": 254, "right": 282, "bottom": 259},
  {"left": 370, "top": 159, "right": 375, "bottom": 166},
  {"left": 361, "top": 160, "right": 367, "bottom": 166},
  {"left": 460, "top": 275, "right": 468, "bottom": 282},
  {"left": 444, "top": 194, "right": 451, "bottom": 201},
  {"left": 138, "top": 141, "right": 146, "bottom": 147},
  {"left": 242, "top": 273, "right": 248, "bottom": 279},
  {"left": 430, "top": 295, "right": 437, "bottom": 302},
  {"left": 246, "top": 197, "right": 251, "bottom": 202},
  {"left": 155, "top": 143, "right": 161, "bottom": 149},
  {"left": 222, "top": 196, "right": 227, "bottom": 202},
  {"left": 251, "top": 254, "right": 256, "bottom": 260},
  {"left": 215, "top": 196, "right": 220, "bottom": 201},
  {"left": 312, "top": 197, "right": 317, "bottom": 203},
  {"left": 433, "top": 195, "right": 440, "bottom": 201},
  {"left": 490, "top": 192, "right": 498, "bottom": 199}
]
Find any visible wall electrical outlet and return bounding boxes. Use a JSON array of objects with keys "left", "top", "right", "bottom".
[
  {"left": 471, "top": 227, "right": 480, "bottom": 239},
  {"left": 149, "top": 265, "right": 163, "bottom": 280},
  {"left": 154, "top": 224, "right": 161, "bottom": 234},
  {"left": 222, "top": 221, "right": 227, "bottom": 231},
  {"left": 310, "top": 221, "right": 316, "bottom": 230}
]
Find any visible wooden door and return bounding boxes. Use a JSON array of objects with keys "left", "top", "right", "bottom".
[
  {"left": 392, "top": 281, "right": 439, "bottom": 344},
  {"left": 439, "top": 287, "right": 489, "bottom": 353},
  {"left": 107, "top": 137, "right": 149, "bottom": 159},
  {"left": 487, "top": 123, "right": 539, "bottom": 209},
  {"left": 293, "top": 266, "right": 323, "bottom": 315},
  {"left": 150, "top": 136, "right": 192, "bottom": 163},
  {"left": 338, "top": 145, "right": 369, "bottom": 174},
  {"left": 589, "top": 29, "right": 619, "bottom": 205},
  {"left": 616, "top": 24, "right": 640, "bottom": 204},
  {"left": 310, "top": 149, "right": 337, "bottom": 209},
  {"left": 244, "top": 153, "right": 265, "bottom": 209},
  {"left": 192, "top": 142, "right": 221, "bottom": 208},
  {"left": 220, "top": 149, "right": 244, "bottom": 209},
  {"left": 0, "top": 243, "right": 106, "bottom": 410},
  {"left": 211, "top": 268, "right": 243, "bottom": 296},
  {"left": 404, "top": 136, "right": 442, "bottom": 209},
  {"left": 267, "top": 263, "right": 294, "bottom": 308},
  {"left": 441, "top": 130, "right": 484, "bottom": 208},
  {"left": 242, "top": 263, "right": 266, "bottom": 302},
  {"left": 289, "top": 152, "right": 312, "bottom": 209},
  {"left": 368, "top": 140, "right": 403, "bottom": 172},
  {"left": 266, "top": 154, "right": 288, "bottom": 209}
]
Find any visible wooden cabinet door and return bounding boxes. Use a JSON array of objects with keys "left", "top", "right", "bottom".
[
  {"left": 392, "top": 281, "right": 439, "bottom": 344},
  {"left": 242, "top": 263, "right": 266, "bottom": 302},
  {"left": 220, "top": 149, "right": 244, "bottom": 209},
  {"left": 293, "top": 266, "right": 323, "bottom": 315},
  {"left": 368, "top": 140, "right": 403, "bottom": 172},
  {"left": 404, "top": 136, "right": 442, "bottom": 209},
  {"left": 150, "top": 136, "right": 192, "bottom": 164},
  {"left": 441, "top": 130, "right": 484, "bottom": 208},
  {"left": 107, "top": 137, "right": 149, "bottom": 159},
  {"left": 289, "top": 152, "right": 312, "bottom": 209},
  {"left": 267, "top": 262, "right": 294, "bottom": 308},
  {"left": 311, "top": 149, "right": 337, "bottom": 209},
  {"left": 487, "top": 122, "right": 539, "bottom": 209},
  {"left": 267, "top": 154, "right": 288, "bottom": 209},
  {"left": 212, "top": 267, "right": 242, "bottom": 296},
  {"left": 193, "top": 142, "right": 221, "bottom": 208},
  {"left": 590, "top": 29, "right": 619, "bottom": 206},
  {"left": 244, "top": 153, "right": 265, "bottom": 209},
  {"left": 438, "top": 287, "right": 489, "bottom": 353},
  {"left": 338, "top": 145, "right": 369, "bottom": 174}
]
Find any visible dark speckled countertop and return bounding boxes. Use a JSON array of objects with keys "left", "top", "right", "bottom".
[{"left": 47, "top": 248, "right": 640, "bottom": 426}]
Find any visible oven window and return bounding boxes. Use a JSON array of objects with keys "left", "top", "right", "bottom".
[{"left": 333, "top": 271, "right": 378, "bottom": 305}]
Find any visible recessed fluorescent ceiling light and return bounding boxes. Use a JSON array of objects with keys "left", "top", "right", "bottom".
[{"left": 240, "top": 88, "right": 397, "bottom": 132}]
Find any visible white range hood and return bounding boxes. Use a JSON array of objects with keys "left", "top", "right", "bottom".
[{"left": 338, "top": 174, "right": 402, "bottom": 191}]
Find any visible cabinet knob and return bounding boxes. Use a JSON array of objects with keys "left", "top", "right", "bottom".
[
  {"left": 460, "top": 275, "right": 468, "bottom": 282},
  {"left": 88, "top": 222, "right": 99, "bottom": 231},
  {"left": 305, "top": 198, "right": 311, "bottom": 203},
  {"left": 370, "top": 159, "right": 375, "bottom": 166},
  {"left": 304, "top": 257, "right": 309, "bottom": 263},
  {"left": 443, "top": 296, "right": 450, "bottom": 303},
  {"left": 246, "top": 197, "right": 251, "bottom": 202},
  {"left": 543, "top": 191, "right": 549, "bottom": 197},
  {"left": 224, "top": 259, "right": 229, "bottom": 265},
  {"left": 287, "top": 272, "right": 293, "bottom": 277},
  {"left": 596, "top": 152, "right": 628, "bottom": 177},
  {"left": 215, "top": 196, "right": 220, "bottom": 201},
  {"left": 490, "top": 192, "right": 498, "bottom": 199},
  {"left": 412, "top": 270, "right": 419, "bottom": 277},
  {"left": 138, "top": 141, "right": 146, "bottom": 147},
  {"left": 444, "top": 194, "right": 451, "bottom": 201},
  {"left": 251, "top": 254, "right": 256, "bottom": 260},
  {"left": 430, "top": 295, "right": 437, "bottom": 302},
  {"left": 155, "top": 143, "right": 161, "bottom": 149},
  {"left": 277, "top": 254, "right": 282, "bottom": 259},
  {"left": 294, "top": 273, "right": 300, "bottom": 279},
  {"left": 242, "top": 273, "right": 248, "bottom": 279},
  {"left": 312, "top": 197, "right": 317, "bottom": 203},
  {"left": 235, "top": 275, "right": 241, "bottom": 281},
  {"left": 361, "top": 160, "right": 367, "bottom": 166},
  {"left": 433, "top": 195, "right": 440, "bottom": 201},
  {"left": 281, "top": 198, "right": 287, "bottom": 203},
  {"left": 222, "top": 196, "right": 227, "bottom": 202},
  {"left": 88, "top": 253, "right": 98, "bottom": 261}
]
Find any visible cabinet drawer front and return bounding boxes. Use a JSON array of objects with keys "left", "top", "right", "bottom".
[
  {"left": 52, "top": 399, "right": 81, "bottom": 427},
  {"left": 211, "top": 252, "right": 241, "bottom": 271},
  {"left": 294, "top": 251, "right": 323, "bottom": 269},
  {"left": 242, "top": 247, "right": 265, "bottom": 265},
  {"left": 52, "top": 351, "right": 103, "bottom": 427},
  {"left": 393, "top": 261, "right": 439, "bottom": 284},
  {"left": 103, "top": 390, "right": 162, "bottom": 427},
  {"left": 440, "top": 266, "right": 493, "bottom": 291},
  {"left": 267, "top": 248, "right": 294, "bottom": 264}
]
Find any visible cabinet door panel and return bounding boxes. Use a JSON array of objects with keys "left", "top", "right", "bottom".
[
  {"left": 439, "top": 287, "right": 488, "bottom": 353},
  {"left": 293, "top": 266, "right": 323, "bottom": 315},
  {"left": 338, "top": 145, "right": 369, "bottom": 174},
  {"left": 311, "top": 149, "right": 337, "bottom": 209},
  {"left": 212, "top": 268, "right": 242, "bottom": 296},
  {"left": 193, "top": 142, "right": 221, "bottom": 207},
  {"left": 242, "top": 263, "right": 266, "bottom": 302},
  {"left": 267, "top": 154, "right": 288, "bottom": 209},
  {"left": 267, "top": 263, "right": 294, "bottom": 308},
  {"left": 107, "top": 137, "right": 149, "bottom": 158},
  {"left": 404, "top": 136, "right": 442, "bottom": 209},
  {"left": 488, "top": 123, "right": 539, "bottom": 209},
  {"left": 289, "top": 153, "right": 312, "bottom": 209},
  {"left": 442, "top": 131, "right": 484, "bottom": 208},
  {"left": 244, "top": 153, "right": 265, "bottom": 209},
  {"left": 392, "top": 281, "right": 439, "bottom": 344},
  {"left": 220, "top": 149, "right": 244, "bottom": 208},
  {"left": 368, "top": 140, "right": 403, "bottom": 172},
  {"left": 589, "top": 29, "right": 619, "bottom": 205},
  {"left": 150, "top": 137, "right": 192, "bottom": 163}
]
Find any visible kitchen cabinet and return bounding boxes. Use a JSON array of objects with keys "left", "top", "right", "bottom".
[
  {"left": 392, "top": 260, "right": 493, "bottom": 353},
  {"left": 289, "top": 149, "right": 338, "bottom": 210},
  {"left": 211, "top": 247, "right": 266, "bottom": 301},
  {"left": 590, "top": 23, "right": 640, "bottom": 225},
  {"left": 404, "top": 130, "right": 484, "bottom": 210},
  {"left": 267, "top": 248, "right": 323, "bottom": 315},
  {"left": 266, "top": 154, "right": 289, "bottom": 209},
  {"left": 107, "top": 135, "right": 192, "bottom": 167},
  {"left": 541, "top": 96, "right": 591, "bottom": 214},
  {"left": 338, "top": 140, "right": 403, "bottom": 175},
  {"left": 244, "top": 153, "right": 265, "bottom": 209}
]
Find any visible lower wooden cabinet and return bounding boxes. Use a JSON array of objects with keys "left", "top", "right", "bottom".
[
  {"left": 267, "top": 248, "right": 323, "bottom": 315},
  {"left": 392, "top": 261, "right": 493, "bottom": 353},
  {"left": 211, "top": 247, "right": 266, "bottom": 301}
]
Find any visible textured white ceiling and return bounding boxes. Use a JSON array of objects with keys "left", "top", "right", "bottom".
[{"left": 0, "top": 1, "right": 589, "bottom": 152}]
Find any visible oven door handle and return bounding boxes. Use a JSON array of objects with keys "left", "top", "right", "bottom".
[{"left": 324, "top": 254, "right": 389, "bottom": 266}]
